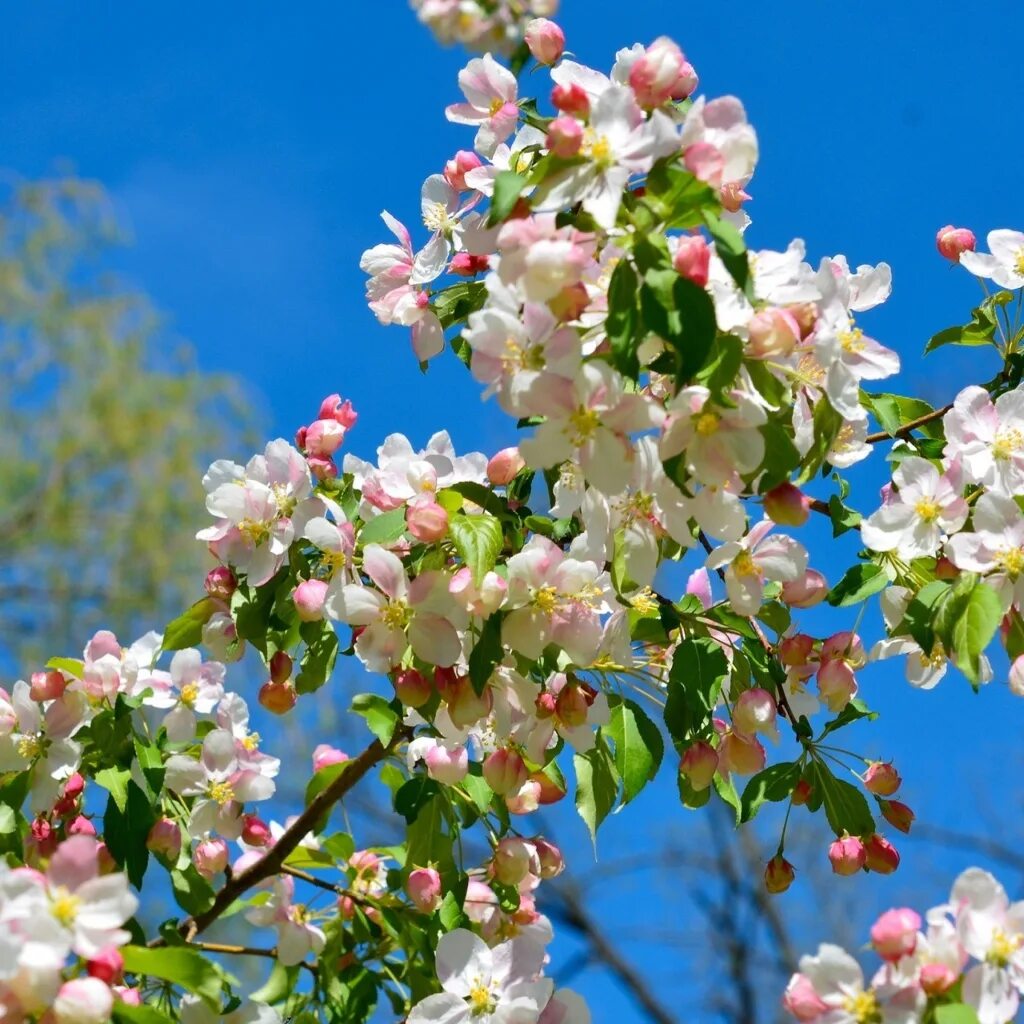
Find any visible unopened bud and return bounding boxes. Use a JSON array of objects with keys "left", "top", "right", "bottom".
[
  {"left": 920, "top": 963, "right": 957, "bottom": 997},
  {"left": 242, "top": 815, "right": 273, "bottom": 848},
  {"left": 293, "top": 578, "right": 328, "bottom": 622},
  {"left": 551, "top": 81, "right": 590, "bottom": 117},
  {"left": 304, "top": 418, "right": 346, "bottom": 457},
  {"left": 68, "top": 815, "right": 97, "bottom": 837},
  {"left": 934, "top": 555, "right": 959, "bottom": 580},
  {"left": 54, "top": 978, "right": 114, "bottom": 1024},
  {"left": 532, "top": 836, "right": 564, "bottom": 878},
  {"left": 817, "top": 658, "right": 858, "bottom": 712},
  {"left": 936, "top": 225, "right": 976, "bottom": 261},
  {"left": 30, "top": 669, "right": 67, "bottom": 702},
  {"left": 424, "top": 743, "right": 469, "bottom": 785},
  {"left": 555, "top": 684, "right": 588, "bottom": 728},
  {"left": 406, "top": 497, "right": 449, "bottom": 543},
  {"left": 733, "top": 688, "right": 779, "bottom": 742},
  {"left": 203, "top": 566, "right": 238, "bottom": 603},
  {"left": 407, "top": 867, "right": 442, "bottom": 913},
  {"left": 491, "top": 837, "right": 537, "bottom": 886},
  {"left": 764, "top": 854, "right": 795, "bottom": 894},
  {"left": 546, "top": 115, "right": 583, "bottom": 159},
  {"left": 394, "top": 667, "right": 432, "bottom": 708},
  {"left": 748, "top": 308, "right": 801, "bottom": 360},
  {"left": 791, "top": 778, "right": 813, "bottom": 806},
  {"left": 483, "top": 748, "right": 529, "bottom": 796},
  {"left": 863, "top": 761, "right": 901, "bottom": 797},
  {"left": 269, "top": 650, "right": 293, "bottom": 685},
  {"left": 450, "top": 252, "right": 490, "bottom": 276},
  {"left": 86, "top": 948, "right": 124, "bottom": 984},
  {"left": 525, "top": 18, "right": 565, "bottom": 65},
  {"left": 779, "top": 633, "right": 815, "bottom": 667},
  {"left": 863, "top": 833, "right": 900, "bottom": 874},
  {"left": 870, "top": 907, "right": 921, "bottom": 962},
  {"left": 444, "top": 150, "right": 483, "bottom": 192},
  {"left": 486, "top": 446, "right": 526, "bottom": 486},
  {"left": 312, "top": 744, "right": 349, "bottom": 772},
  {"left": 672, "top": 234, "right": 711, "bottom": 288},
  {"left": 781, "top": 569, "right": 828, "bottom": 608},
  {"left": 679, "top": 740, "right": 718, "bottom": 791},
  {"left": 146, "top": 818, "right": 182, "bottom": 864},
  {"left": 879, "top": 799, "right": 914, "bottom": 834},
  {"left": 258, "top": 679, "right": 297, "bottom": 715},
  {"left": 629, "top": 37, "right": 690, "bottom": 108},
  {"left": 828, "top": 834, "right": 866, "bottom": 876},
  {"left": 530, "top": 769, "right": 567, "bottom": 806},
  {"left": 194, "top": 837, "right": 229, "bottom": 879}
]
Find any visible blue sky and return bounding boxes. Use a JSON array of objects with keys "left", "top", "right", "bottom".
[{"left": 5, "top": 2, "right": 1024, "bottom": 1020}]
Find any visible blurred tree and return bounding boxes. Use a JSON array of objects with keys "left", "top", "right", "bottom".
[{"left": 0, "top": 175, "right": 257, "bottom": 668}]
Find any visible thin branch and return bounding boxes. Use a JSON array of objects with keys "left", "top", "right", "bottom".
[
  {"left": 865, "top": 403, "right": 953, "bottom": 445},
  {"left": 173, "top": 728, "right": 409, "bottom": 940},
  {"left": 184, "top": 940, "right": 317, "bottom": 975}
]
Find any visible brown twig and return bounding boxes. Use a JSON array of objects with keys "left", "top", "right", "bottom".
[
  {"left": 865, "top": 403, "right": 953, "bottom": 445},
  {"left": 174, "top": 727, "right": 409, "bottom": 940},
  {"left": 185, "top": 940, "right": 317, "bottom": 975}
]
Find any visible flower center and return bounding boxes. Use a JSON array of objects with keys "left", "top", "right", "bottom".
[
  {"left": 582, "top": 130, "right": 612, "bottom": 167},
  {"left": 917, "top": 642, "right": 945, "bottom": 669},
  {"left": 50, "top": 888, "right": 81, "bottom": 928},
  {"left": 209, "top": 780, "right": 235, "bottom": 805},
  {"left": 732, "top": 550, "right": 759, "bottom": 578},
  {"left": 694, "top": 411, "right": 720, "bottom": 437},
  {"left": 988, "top": 927, "right": 1023, "bottom": 967},
  {"left": 630, "top": 586, "right": 659, "bottom": 615},
  {"left": 468, "top": 980, "right": 497, "bottom": 1017},
  {"left": 380, "top": 599, "right": 412, "bottom": 630},
  {"left": 271, "top": 483, "right": 297, "bottom": 518},
  {"left": 533, "top": 584, "right": 559, "bottom": 614},
  {"left": 502, "top": 337, "right": 545, "bottom": 374},
  {"left": 838, "top": 327, "right": 866, "bottom": 354},
  {"left": 238, "top": 518, "right": 271, "bottom": 545},
  {"left": 996, "top": 546, "right": 1024, "bottom": 578},
  {"left": 423, "top": 202, "right": 457, "bottom": 235},
  {"left": 488, "top": 97, "right": 505, "bottom": 116},
  {"left": 16, "top": 734, "right": 42, "bottom": 760},
  {"left": 832, "top": 423, "right": 857, "bottom": 454},
  {"left": 568, "top": 406, "right": 602, "bottom": 446},
  {"left": 323, "top": 550, "right": 348, "bottom": 577},
  {"left": 1015, "top": 249, "right": 1024, "bottom": 277},
  {"left": 242, "top": 731, "right": 261, "bottom": 751},
  {"left": 180, "top": 681, "right": 199, "bottom": 707},
  {"left": 913, "top": 497, "right": 942, "bottom": 523},
  {"left": 993, "top": 428, "right": 1024, "bottom": 461},
  {"left": 841, "top": 990, "right": 880, "bottom": 1024}
]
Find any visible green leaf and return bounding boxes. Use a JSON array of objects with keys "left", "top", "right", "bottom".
[
  {"left": 120, "top": 946, "right": 222, "bottom": 1008},
  {"left": 827, "top": 494, "right": 862, "bottom": 537},
  {"left": 811, "top": 761, "right": 875, "bottom": 837},
  {"left": 694, "top": 333, "right": 744, "bottom": 403},
  {"left": 573, "top": 739, "right": 618, "bottom": 847},
  {"left": 899, "top": 579, "right": 951, "bottom": 653},
  {"left": 817, "top": 698, "right": 877, "bottom": 739},
  {"left": 795, "top": 397, "right": 842, "bottom": 484},
  {"left": 934, "top": 575, "right": 1002, "bottom": 685},
  {"left": 665, "top": 638, "right": 730, "bottom": 746},
  {"left": 251, "top": 962, "right": 300, "bottom": 1005},
  {"left": 447, "top": 480, "right": 507, "bottom": 518},
  {"left": 170, "top": 865, "right": 215, "bottom": 916},
  {"left": 103, "top": 780, "right": 154, "bottom": 888},
  {"left": 677, "top": 769, "right": 712, "bottom": 809},
  {"left": 641, "top": 269, "right": 718, "bottom": 386},
  {"left": 863, "top": 392, "right": 942, "bottom": 440},
  {"left": 359, "top": 507, "right": 408, "bottom": 546},
  {"left": 351, "top": 693, "right": 399, "bottom": 746},
  {"left": 133, "top": 735, "right": 165, "bottom": 798},
  {"left": 438, "top": 890, "right": 469, "bottom": 931},
  {"left": 602, "top": 697, "right": 663, "bottom": 807},
  {"left": 740, "top": 762, "right": 800, "bottom": 823},
  {"left": 449, "top": 513, "right": 503, "bottom": 586},
  {"left": 605, "top": 259, "right": 641, "bottom": 379},
  {"left": 713, "top": 772, "right": 742, "bottom": 822},
  {"left": 394, "top": 777, "right": 441, "bottom": 824},
  {"left": 295, "top": 625, "right": 339, "bottom": 694},
  {"left": 113, "top": 1005, "right": 176, "bottom": 1024},
  {"left": 704, "top": 211, "right": 751, "bottom": 298},
  {"left": 45, "top": 656, "right": 84, "bottom": 676},
  {"left": 827, "top": 563, "right": 888, "bottom": 607},
  {"left": 468, "top": 614, "right": 504, "bottom": 695},
  {"left": 925, "top": 300, "right": 1000, "bottom": 354},
  {"left": 488, "top": 171, "right": 527, "bottom": 225},
  {"left": 95, "top": 766, "right": 132, "bottom": 813},
  {"left": 934, "top": 1005, "right": 980, "bottom": 1024},
  {"left": 161, "top": 598, "right": 216, "bottom": 652},
  {"left": 0, "top": 805, "right": 15, "bottom": 834},
  {"left": 758, "top": 422, "right": 802, "bottom": 490}
]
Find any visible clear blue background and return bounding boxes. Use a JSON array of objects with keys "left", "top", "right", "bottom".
[{"left": 4, "top": 2, "right": 1024, "bottom": 1020}]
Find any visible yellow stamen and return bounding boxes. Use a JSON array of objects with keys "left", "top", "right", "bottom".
[
  {"left": 16, "top": 735, "right": 41, "bottom": 760},
  {"left": 568, "top": 406, "right": 602, "bottom": 446},
  {"left": 238, "top": 518, "right": 271, "bottom": 545},
  {"left": 914, "top": 497, "right": 941, "bottom": 523},
  {"left": 50, "top": 888, "right": 81, "bottom": 928},
  {"left": 694, "top": 411, "right": 720, "bottom": 437},
  {"left": 993, "top": 428, "right": 1024, "bottom": 461},
  {"left": 996, "top": 546, "right": 1024, "bottom": 578},
  {"left": 533, "top": 585, "right": 559, "bottom": 614},
  {"left": 380, "top": 599, "right": 412, "bottom": 630},
  {"left": 180, "top": 682, "right": 199, "bottom": 707},
  {"left": 732, "top": 550, "right": 759, "bottom": 578},
  {"left": 988, "top": 928, "right": 1023, "bottom": 967},
  {"left": 841, "top": 990, "right": 880, "bottom": 1024},
  {"left": 468, "top": 981, "right": 497, "bottom": 1016},
  {"left": 209, "top": 780, "right": 235, "bottom": 805},
  {"left": 630, "top": 587, "right": 659, "bottom": 615},
  {"left": 838, "top": 327, "right": 866, "bottom": 354}
]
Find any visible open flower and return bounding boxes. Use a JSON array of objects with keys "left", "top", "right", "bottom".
[
  {"left": 944, "top": 384, "right": 1024, "bottom": 496},
  {"left": 946, "top": 492, "right": 1024, "bottom": 609},
  {"left": 959, "top": 229, "right": 1024, "bottom": 290},
  {"left": 408, "top": 928, "right": 552, "bottom": 1024},
  {"left": 446, "top": 54, "right": 520, "bottom": 157}
]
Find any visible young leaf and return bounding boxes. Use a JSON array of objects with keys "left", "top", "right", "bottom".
[
  {"left": 740, "top": 762, "right": 800, "bottom": 823},
  {"left": 605, "top": 259, "right": 641, "bottom": 379},
  {"left": 811, "top": 761, "right": 875, "bottom": 837},
  {"left": 574, "top": 740, "right": 618, "bottom": 846},
  {"left": 449, "top": 513, "right": 503, "bottom": 586},
  {"left": 488, "top": 171, "right": 527, "bottom": 226},
  {"left": 468, "top": 613, "right": 504, "bottom": 695},
  {"left": 351, "top": 693, "right": 399, "bottom": 746},
  {"left": 827, "top": 564, "right": 888, "bottom": 607},
  {"left": 161, "top": 598, "right": 216, "bottom": 652},
  {"left": 602, "top": 697, "right": 664, "bottom": 806},
  {"left": 359, "top": 507, "right": 408, "bottom": 546},
  {"left": 120, "top": 946, "right": 222, "bottom": 1008}
]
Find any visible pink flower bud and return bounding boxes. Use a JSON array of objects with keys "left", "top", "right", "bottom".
[
  {"left": 312, "top": 744, "right": 349, "bottom": 772},
  {"left": 549, "top": 280, "right": 590, "bottom": 321},
  {"left": 30, "top": 669, "right": 67, "bottom": 702},
  {"left": 879, "top": 799, "right": 914, "bottom": 834},
  {"left": 532, "top": 837, "right": 564, "bottom": 879},
  {"left": 555, "top": 684, "right": 589, "bottom": 728},
  {"left": 491, "top": 837, "right": 538, "bottom": 886},
  {"left": 531, "top": 769, "right": 567, "bottom": 805},
  {"left": 258, "top": 679, "right": 297, "bottom": 715},
  {"left": 720, "top": 181, "right": 750, "bottom": 213},
  {"left": 936, "top": 225, "right": 976, "bottom": 261},
  {"left": 394, "top": 667, "right": 432, "bottom": 708},
  {"left": 304, "top": 418, "right": 346, "bottom": 457},
  {"left": 780, "top": 633, "right": 816, "bottom": 668},
  {"left": 863, "top": 834, "right": 900, "bottom": 874},
  {"left": 551, "top": 82, "right": 590, "bottom": 117},
  {"left": 684, "top": 141, "right": 724, "bottom": 188},
  {"left": 764, "top": 854, "right": 795, "bottom": 894},
  {"left": 546, "top": 115, "right": 583, "bottom": 158},
  {"left": 424, "top": 743, "right": 469, "bottom": 786},
  {"left": 934, "top": 555, "right": 960, "bottom": 581},
  {"left": 203, "top": 565, "right": 238, "bottom": 603},
  {"left": 444, "top": 150, "right": 483, "bottom": 192},
  {"left": 86, "top": 947, "right": 124, "bottom": 984},
  {"left": 782, "top": 975, "right": 829, "bottom": 1022},
  {"left": 791, "top": 778, "right": 812, "bottom": 806},
  {"left": 450, "top": 567, "right": 507, "bottom": 617},
  {"left": 863, "top": 761, "right": 901, "bottom": 797},
  {"left": 679, "top": 740, "right": 718, "bottom": 791},
  {"left": 525, "top": 18, "right": 564, "bottom": 65},
  {"left": 920, "top": 962, "right": 957, "bottom": 996},
  {"left": 194, "top": 837, "right": 229, "bottom": 879},
  {"left": 146, "top": 818, "right": 182, "bottom": 863},
  {"left": 672, "top": 234, "right": 711, "bottom": 287},
  {"left": 242, "top": 815, "right": 273, "bottom": 848},
  {"left": 487, "top": 446, "right": 526, "bottom": 486},
  {"left": 406, "top": 496, "right": 449, "bottom": 543},
  {"left": 202, "top": 612, "right": 243, "bottom": 662},
  {"left": 68, "top": 815, "right": 97, "bottom": 837},
  {"left": 870, "top": 907, "right": 921, "bottom": 962},
  {"left": 781, "top": 570, "right": 828, "bottom": 608},
  {"left": 317, "top": 393, "right": 357, "bottom": 429},
  {"left": 816, "top": 658, "right": 858, "bottom": 712},
  {"left": 407, "top": 867, "right": 442, "bottom": 913},
  {"left": 747, "top": 308, "right": 802, "bottom": 360},
  {"left": 717, "top": 728, "right": 765, "bottom": 777},
  {"left": 483, "top": 748, "right": 529, "bottom": 796},
  {"left": 629, "top": 37, "right": 689, "bottom": 108},
  {"left": 822, "top": 630, "right": 867, "bottom": 665},
  {"left": 96, "top": 841, "right": 116, "bottom": 875},
  {"left": 506, "top": 778, "right": 543, "bottom": 815},
  {"left": 54, "top": 977, "right": 114, "bottom": 1024},
  {"left": 53, "top": 772, "right": 86, "bottom": 816},
  {"left": 439, "top": 668, "right": 492, "bottom": 728},
  {"left": 828, "top": 835, "right": 866, "bottom": 876},
  {"left": 449, "top": 252, "right": 490, "bottom": 276},
  {"left": 269, "top": 650, "right": 292, "bottom": 685},
  {"left": 733, "top": 688, "right": 779, "bottom": 742},
  {"left": 293, "top": 578, "right": 329, "bottom": 622}
]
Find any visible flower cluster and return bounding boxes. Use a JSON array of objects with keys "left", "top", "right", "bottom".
[
  {"left": 409, "top": 0, "right": 559, "bottom": 55},
  {"left": 784, "top": 867, "right": 1024, "bottom": 1024}
]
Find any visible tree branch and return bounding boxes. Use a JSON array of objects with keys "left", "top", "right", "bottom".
[
  {"left": 865, "top": 403, "right": 953, "bottom": 445},
  {"left": 176, "top": 727, "right": 408, "bottom": 939}
]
